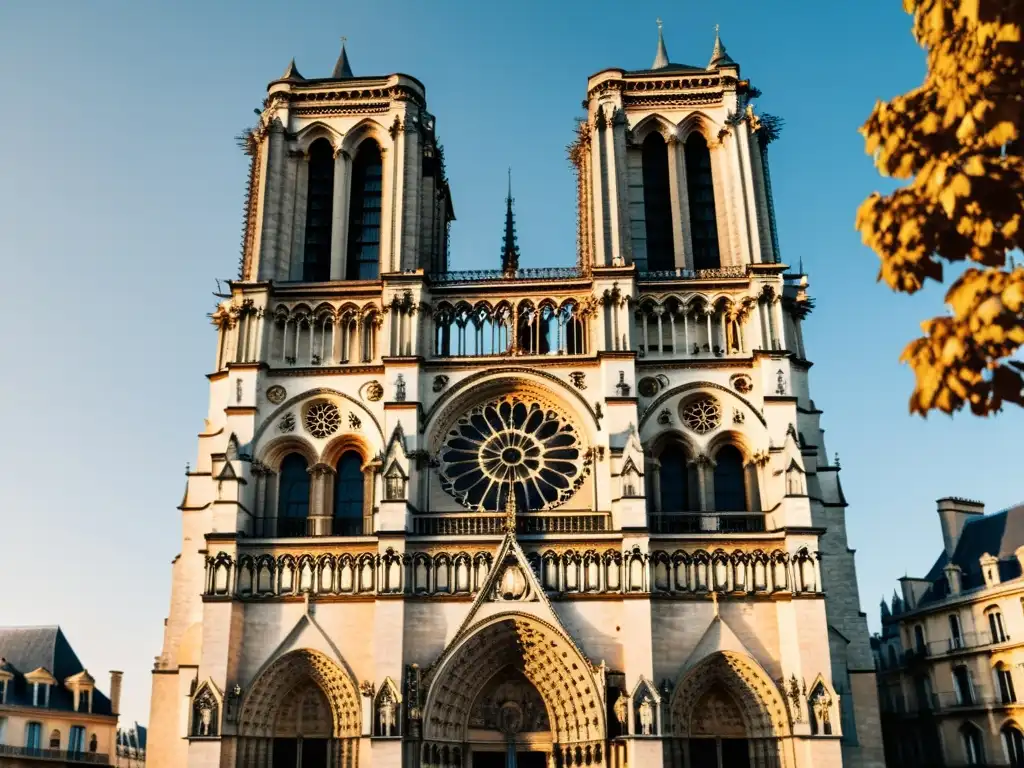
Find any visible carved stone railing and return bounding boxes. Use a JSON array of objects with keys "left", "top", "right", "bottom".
[
  {"left": 429, "top": 267, "right": 582, "bottom": 284},
  {"left": 649, "top": 512, "right": 768, "bottom": 535},
  {"left": 0, "top": 746, "right": 110, "bottom": 764},
  {"left": 639, "top": 266, "right": 748, "bottom": 280},
  {"left": 412, "top": 512, "right": 611, "bottom": 536}
]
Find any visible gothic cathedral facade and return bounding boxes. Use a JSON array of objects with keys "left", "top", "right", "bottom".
[{"left": 148, "top": 30, "right": 884, "bottom": 768}]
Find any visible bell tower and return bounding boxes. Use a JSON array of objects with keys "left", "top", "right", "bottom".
[{"left": 240, "top": 41, "right": 454, "bottom": 284}]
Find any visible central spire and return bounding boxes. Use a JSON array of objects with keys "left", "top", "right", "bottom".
[
  {"left": 652, "top": 18, "right": 670, "bottom": 69},
  {"left": 332, "top": 36, "right": 354, "bottom": 79},
  {"left": 501, "top": 168, "right": 520, "bottom": 275}
]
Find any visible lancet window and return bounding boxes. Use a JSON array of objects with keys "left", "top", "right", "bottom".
[
  {"left": 346, "top": 140, "right": 383, "bottom": 280},
  {"left": 302, "top": 139, "right": 335, "bottom": 282},
  {"left": 713, "top": 445, "right": 746, "bottom": 512},
  {"left": 685, "top": 133, "right": 720, "bottom": 270},
  {"left": 636, "top": 296, "right": 749, "bottom": 358},
  {"left": 278, "top": 454, "right": 311, "bottom": 537},
  {"left": 434, "top": 300, "right": 586, "bottom": 357},
  {"left": 642, "top": 133, "right": 675, "bottom": 271},
  {"left": 657, "top": 445, "right": 695, "bottom": 513},
  {"left": 270, "top": 304, "right": 379, "bottom": 366},
  {"left": 333, "top": 451, "right": 364, "bottom": 535}
]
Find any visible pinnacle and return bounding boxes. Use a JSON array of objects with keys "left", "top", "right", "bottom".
[
  {"left": 282, "top": 58, "right": 304, "bottom": 81},
  {"left": 652, "top": 18, "right": 670, "bottom": 70},
  {"left": 332, "top": 38, "right": 354, "bottom": 79},
  {"left": 708, "top": 25, "right": 737, "bottom": 69}
]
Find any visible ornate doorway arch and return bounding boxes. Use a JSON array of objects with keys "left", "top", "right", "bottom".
[
  {"left": 420, "top": 614, "right": 607, "bottom": 767},
  {"left": 666, "top": 651, "right": 791, "bottom": 768},
  {"left": 236, "top": 649, "right": 361, "bottom": 767}
]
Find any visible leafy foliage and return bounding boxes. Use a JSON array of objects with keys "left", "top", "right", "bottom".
[{"left": 857, "top": 0, "right": 1024, "bottom": 415}]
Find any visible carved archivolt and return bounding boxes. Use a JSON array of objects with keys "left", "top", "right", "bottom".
[
  {"left": 238, "top": 649, "right": 361, "bottom": 738},
  {"left": 421, "top": 614, "right": 605, "bottom": 745},
  {"left": 670, "top": 651, "right": 791, "bottom": 739}
]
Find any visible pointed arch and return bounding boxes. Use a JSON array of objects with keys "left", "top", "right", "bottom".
[
  {"left": 641, "top": 131, "right": 675, "bottom": 272},
  {"left": 302, "top": 137, "right": 335, "bottom": 281},
  {"left": 346, "top": 138, "right": 383, "bottom": 280}
]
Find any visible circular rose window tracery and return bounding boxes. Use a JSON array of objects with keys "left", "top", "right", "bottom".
[
  {"left": 305, "top": 402, "right": 341, "bottom": 438},
  {"left": 439, "top": 395, "right": 586, "bottom": 512},
  {"left": 682, "top": 396, "right": 722, "bottom": 434}
]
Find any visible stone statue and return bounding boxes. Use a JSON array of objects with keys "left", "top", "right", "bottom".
[
  {"left": 379, "top": 690, "right": 397, "bottom": 736},
  {"left": 639, "top": 695, "right": 654, "bottom": 736},
  {"left": 613, "top": 693, "right": 628, "bottom": 731},
  {"left": 199, "top": 702, "right": 213, "bottom": 736},
  {"left": 395, "top": 374, "right": 407, "bottom": 402}
]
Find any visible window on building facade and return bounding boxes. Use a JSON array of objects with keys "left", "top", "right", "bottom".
[
  {"left": 0, "top": 679, "right": 5, "bottom": 703},
  {"left": 953, "top": 665, "right": 975, "bottom": 705},
  {"left": 641, "top": 133, "right": 674, "bottom": 272},
  {"left": 346, "top": 140, "right": 383, "bottom": 280},
  {"left": 949, "top": 613, "right": 964, "bottom": 649},
  {"left": 89, "top": 733, "right": 97, "bottom": 753},
  {"left": 913, "top": 624, "right": 927, "bottom": 655},
  {"left": 713, "top": 445, "right": 746, "bottom": 512},
  {"left": 1003, "top": 726, "right": 1024, "bottom": 766},
  {"left": 962, "top": 724, "right": 984, "bottom": 765},
  {"left": 25, "top": 722, "right": 41, "bottom": 751},
  {"left": 333, "top": 451, "right": 364, "bottom": 531},
  {"left": 684, "top": 132, "right": 720, "bottom": 270},
  {"left": 278, "top": 453, "right": 311, "bottom": 535},
  {"left": 302, "top": 138, "right": 335, "bottom": 282},
  {"left": 997, "top": 663, "right": 1017, "bottom": 704},
  {"left": 49, "top": 729, "right": 60, "bottom": 749},
  {"left": 988, "top": 607, "right": 1008, "bottom": 643},
  {"left": 69, "top": 725, "right": 86, "bottom": 755},
  {"left": 658, "top": 445, "right": 691, "bottom": 512}
]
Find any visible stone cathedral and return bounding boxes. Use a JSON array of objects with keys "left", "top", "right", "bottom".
[{"left": 148, "top": 27, "right": 884, "bottom": 768}]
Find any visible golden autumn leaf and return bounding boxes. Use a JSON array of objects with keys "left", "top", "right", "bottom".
[{"left": 859, "top": 0, "right": 1024, "bottom": 416}]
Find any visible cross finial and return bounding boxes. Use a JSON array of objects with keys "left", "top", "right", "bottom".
[
  {"left": 656, "top": 17, "right": 663, "bottom": 29},
  {"left": 715, "top": 23, "right": 720, "bottom": 35},
  {"left": 341, "top": 35, "right": 347, "bottom": 44},
  {"left": 711, "top": 590, "right": 719, "bottom": 617}
]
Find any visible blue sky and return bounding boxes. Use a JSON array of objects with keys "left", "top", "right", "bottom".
[{"left": 0, "top": 0, "right": 1020, "bottom": 726}]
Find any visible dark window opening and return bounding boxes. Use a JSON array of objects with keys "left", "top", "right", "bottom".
[
  {"left": 347, "top": 140, "right": 383, "bottom": 280},
  {"left": 685, "top": 133, "right": 720, "bottom": 270},
  {"left": 641, "top": 133, "right": 674, "bottom": 271},
  {"left": 334, "top": 451, "right": 364, "bottom": 522},
  {"left": 279, "top": 454, "right": 311, "bottom": 521},
  {"left": 302, "top": 139, "right": 335, "bottom": 282},
  {"left": 713, "top": 445, "right": 746, "bottom": 512},
  {"left": 658, "top": 446, "right": 691, "bottom": 512}
]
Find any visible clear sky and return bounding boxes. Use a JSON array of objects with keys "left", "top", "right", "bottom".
[{"left": 0, "top": 0, "right": 1020, "bottom": 728}]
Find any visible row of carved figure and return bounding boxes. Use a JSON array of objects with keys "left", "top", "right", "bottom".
[{"left": 204, "top": 547, "right": 821, "bottom": 598}]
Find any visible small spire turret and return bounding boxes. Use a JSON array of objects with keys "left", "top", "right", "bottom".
[
  {"left": 281, "top": 58, "right": 304, "bottom": 81},
  {"left": 708, "top": 25, "right": 736, "bottom": 69},
  {"left": 652, "top": 18, "right": 670, "bottom": 70},
  {"left": 501, "top": 168, "right": 520, "bottom": 275},
  {"left": 332, "top": 37, "right": 354, "bottom": 79}
]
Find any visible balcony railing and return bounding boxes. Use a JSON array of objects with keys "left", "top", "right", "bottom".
[
  {"left": 649, "top": 513, "right": 767, "bottom": 535},
  {"left": 925, "top": 630, "right": 1009, "bottom": 656},
  {"left": 253, "top": 516, "right": 366, "bottom": 538},
  {"left": 0, "top": 745, "right": 109, "bottom": 764},
  {"left": 429, "top": 267, "right": 582, "bottom": 284},
  {"left": 412, "top": 512, "right": 611, "bottom": 536},
  {"left": 639, "top": 266, "right": 748, "bottom": 281}
]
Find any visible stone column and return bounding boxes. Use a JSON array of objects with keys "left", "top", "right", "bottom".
[
  {"left": 362, "top": 466, "right": 376, "bottom": 534},
  {"left": 330, "top": 149, "right": 351, "bottom": 280},
  {"left": 259, "top": 121, "right": 286, "bottom": 276},
  {"left": 591, "top": 115, "right": 608, "bottom": 266},
  {"left": 666, "top": 135, "right": 692, "bottom": 270}
]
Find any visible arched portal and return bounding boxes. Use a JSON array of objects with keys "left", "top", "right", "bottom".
[
  {"left": 666, "top": 651, "right": 790, "bottom": 768},
  {"left": 236, "top": 649, "right": 361, "bottom": 768},
  {"left": 421, "top": 615, "right": 606, "bottom": 767}
]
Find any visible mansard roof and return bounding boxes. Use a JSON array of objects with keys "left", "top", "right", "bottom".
[
  {"left": 0, "top": 626, "right": 113, "bottom": 713},
  {"left": 918, "top": 503, "right": 1024, "bottom": 605}
]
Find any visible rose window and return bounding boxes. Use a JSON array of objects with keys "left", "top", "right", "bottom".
[
  {"left": 439, "top": 395, "right": 585, "bottom": 511},
  {"left": 682, "top": 397, "right": 721, "bottom": 434},
  {"left": 304, "top": 402, "right": 341, "bottom": 438}
]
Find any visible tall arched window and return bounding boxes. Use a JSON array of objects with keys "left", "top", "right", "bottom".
[
  {"left": 988, "top": 606, "right": 1007, "bottom": 642},
  {"left": 641, "top": 133, "right": 674, "bottom": 272},
  {"left": 302, "top": 139, "right": 335, "bottom": 282},
  {"left": 333, "top": 451, "right": 364, "bottom": 533},
  {"left": 713, "top": 445, "right": 746, "bottom": 511},
  {"left": 658, "top": 445, "right": 691, "bottom": 512},
  {"left": 962, "top": 723, "right": 984, "bottom": 765},
  {"left": 997, "top": 662, "right": 1017, "bottom": 704},
  {"left": 1003, "top": 725, "right": 1024, "bottom": 766},
  {"left": 913, "top": 624, "right": 927, "bottom": 654},
  {"left": 685, "top": 132, "right": 720, "bottom": 270},
  {"left": 346, "top": 140, "right": 383, "bottom": 280},
  {"left": 278, "top": 454, "right": 311, "bottom": 536}
]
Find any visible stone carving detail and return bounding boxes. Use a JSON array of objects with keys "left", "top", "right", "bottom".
[
  {"left": 305, "top": 402, "right": 341, "bottom": 438},
  {"left": 439, "top": 395, "right": 586, "bottom": 512},
  {"left": 432, "top": 375, "right": 449, "bottom": 393},
  {"left": 192, "top": 686, "right": 219, "bottom": 737},
  {"left": 348, "top": 412, "right": 361, "bottom": 430},
  {"left": 613, "top": 692, "right": 629, "bottom": 731},
  {"left": 776, "top": 370, "right": 787, "bottom": 395},
  {"left": 278, "top": 412, "right": 296, "bottom": 433},
  {"left": 733, "top": 408, "right": 745, "bottom": 424},
  {"left": 657, "top": 408, "right": 672, "bottom": 425},
  {"left": 395, "top": 374, "right": 407, "bottom": 402},
  {"left": 730, "top": 374, "right": 753, "bottom": 394},
  {"left": 681, "top": 397, "right": 722, "bottom": 434},
  {"left": 638, "top": 696, "right": 654, "bottom": 735},
  {"left": 638, "top": 376, "right": 660, "bottom": 398},
  {"left": 469, "top": 672, "right": 550, "bottom": 734},
  {"left": 365, "top": 381, "right": 384, "bottom": 402},
  {"left": 266, "top": 385, "right": 286, "bottom": 404},
  {"left": 615, "top": 371, "right": 631, "bottom": 396},
  {"left": 378, "top": 687, "right": 398, "bottom": 736},
  {"left": 569, "top": 371, "right": 587, "bottom": 390}
]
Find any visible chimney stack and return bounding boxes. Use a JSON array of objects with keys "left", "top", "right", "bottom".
[
  {"left": 109, "top": 671, "right": 123, "bottom": 715},
  {"left": 937, "top": 497, "right": 984, "bottom": 557}
]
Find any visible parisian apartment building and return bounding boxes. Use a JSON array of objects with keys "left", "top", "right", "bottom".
[
  {"left": 147, "top": 27, "right": 885, "bottom": 768},
  {"left": 874, "top": 497, "right": 1024, "bottom": 767},
  {"left": 0, "top": 626, "right": 122, "bottom": 767}
]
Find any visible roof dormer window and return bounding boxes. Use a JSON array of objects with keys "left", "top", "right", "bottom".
[{"left": 65, "top": 670, "right": 96, "bottom": 714}]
